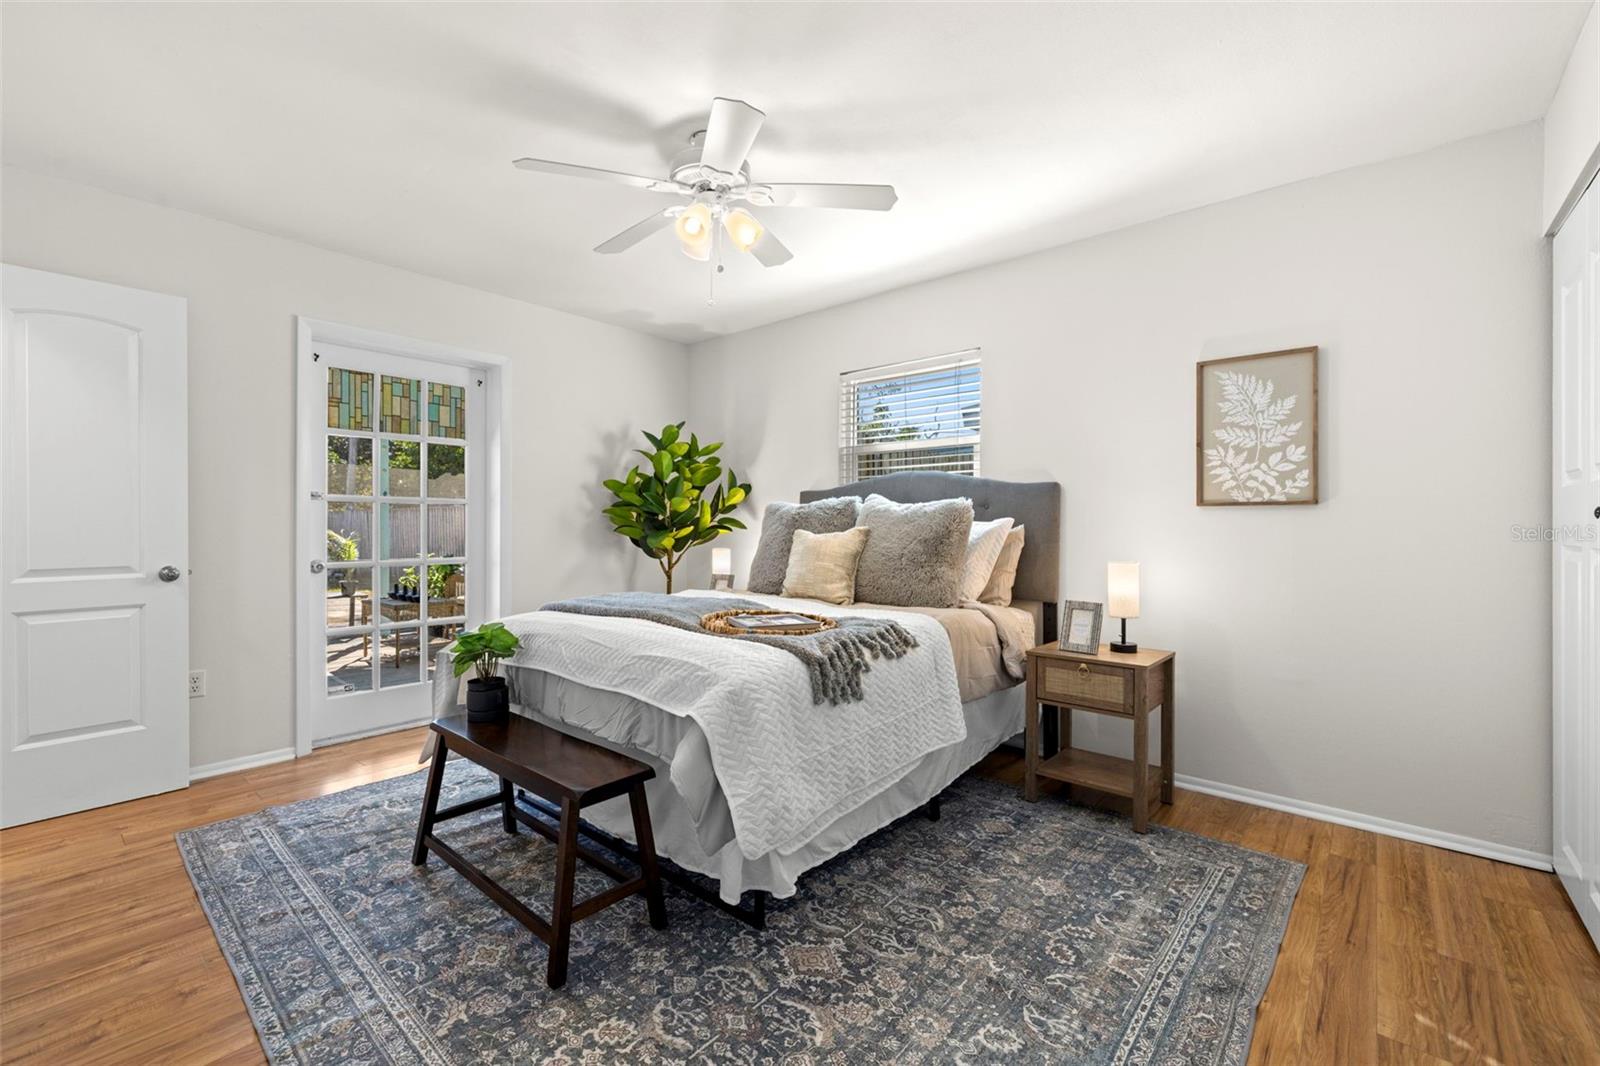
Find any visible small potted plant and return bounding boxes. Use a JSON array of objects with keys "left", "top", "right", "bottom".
[{"left": 450, "top": 621, "right": 521, "bottom": 723}]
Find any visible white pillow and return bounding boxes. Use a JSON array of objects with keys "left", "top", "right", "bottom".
[
  {"left": 980, "top": 525, "right": 1026, "bottom": 606},
  {"left": 959, "top": 517, "right": 1014, "bottom": 604}
]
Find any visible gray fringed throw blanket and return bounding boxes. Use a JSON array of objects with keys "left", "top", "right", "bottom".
[{"left": 541, "top": 593, "right": 917, "bottom": 705}]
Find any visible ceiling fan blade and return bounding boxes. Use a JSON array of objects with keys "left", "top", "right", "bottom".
[
  {"left": 513, "top": 157, "right": 680, "bottom": 193},
  {"left": 753, "top": 182, "right": 898, "bottom": 211},
  {"left": 700, "top": 98, "right": 765, "bottom": 175},
  {"left": 750, "top": 225, "right": 793, "bottom": 268},
  {"left": 593, "top": 209, "right": 677, "bottom": 254}
]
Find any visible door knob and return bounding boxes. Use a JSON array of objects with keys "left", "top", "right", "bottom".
[{"left": 158, "top": 566, "right": 182, "bottom": 583}]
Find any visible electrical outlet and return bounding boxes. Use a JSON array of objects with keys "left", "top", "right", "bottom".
[{"left": 188, "top": 670, "right": 206, "bottom": 698}]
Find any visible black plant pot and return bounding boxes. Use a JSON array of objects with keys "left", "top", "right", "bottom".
[{"left": 465, "top": 676, "right": 508, "bottom": 724}]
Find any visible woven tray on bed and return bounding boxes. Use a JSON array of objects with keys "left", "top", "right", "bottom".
[{"left": 699, "top": 609, "right": 838, "bottom": 636}]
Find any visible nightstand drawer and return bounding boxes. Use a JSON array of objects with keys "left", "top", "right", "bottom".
[{"left": 1039, "top": 659, "right": 1129, "bottom": 712}]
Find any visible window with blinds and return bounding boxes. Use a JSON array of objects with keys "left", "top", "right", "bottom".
[{"left": 838, "top": 350, "right": 981, "bottom": 481}]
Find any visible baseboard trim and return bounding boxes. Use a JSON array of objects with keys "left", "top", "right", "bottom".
[
  {"left": 1174, "top": 773, "right": 1554, "bottom": 872},
  {"left": 189, "top": 747, "right": 296, "bottom": 782},
  {"left": 186, "top": 742, "right": 1554, "bottom": 872}
]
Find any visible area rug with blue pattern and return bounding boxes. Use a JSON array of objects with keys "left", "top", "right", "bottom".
[{"left": 178, "top": 760, "right": 1303, "bottom": 1065}]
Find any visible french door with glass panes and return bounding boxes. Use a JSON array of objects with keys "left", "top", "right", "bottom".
[{"left": 311, "top": 343, "right": 484, "bottom": 744}]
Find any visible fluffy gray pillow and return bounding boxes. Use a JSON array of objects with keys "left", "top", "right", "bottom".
[
  {"left": 852, "top": 494, "right": 974, "bottom": 607},
  {"left": 747, "top": 497, "right": 861, "bottom": 594}
]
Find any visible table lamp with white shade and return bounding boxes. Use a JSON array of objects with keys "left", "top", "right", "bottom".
[
  {"left": 1107, "top": 561, "right": 1140, "bottom": 653},
  {"left": 711, "top": 547, "right": 734, "bottom": 590}
]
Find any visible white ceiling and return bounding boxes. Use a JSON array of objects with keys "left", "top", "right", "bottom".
[{"left": 2, "top": 2, "right": 1588, "bottom": 343}]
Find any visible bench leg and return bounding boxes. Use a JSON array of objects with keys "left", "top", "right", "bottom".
[
  {"left": 411, "top": 739, "right": 448, "bottom": 866},
  {"left": 628, "top": 784, "right": 668, "bottom": 931},
  {"left": 499, "top": 776, "right": 516, "bottom": 835},
  {"left": 546, "top": 797, "right": 580, "bottom": 989}
]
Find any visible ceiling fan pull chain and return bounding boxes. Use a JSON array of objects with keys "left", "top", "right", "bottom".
[{"left": 707, "top": 225, "right": 720, "bottom": 306}]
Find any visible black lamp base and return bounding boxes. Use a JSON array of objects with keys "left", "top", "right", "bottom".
[{"left": 1109, "top": 617, "right": 1137, "bottom": 654}]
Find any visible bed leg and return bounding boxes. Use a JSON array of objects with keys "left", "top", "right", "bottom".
[
  {"left": 750, "top": 890, "right": 767, "bottom": 930},
  {"left": 926, "top": 796, "right": 941, "bottom": 821}
]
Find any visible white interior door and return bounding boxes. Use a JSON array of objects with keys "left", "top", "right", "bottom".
[
  {"left": 1, "top": 265, "right": 189, "bottom": 827},
  {"left": 1553, "top": 183, "right": 1600, "bottom": 949},
  {"left": 305, "top": 340, "right": 486, "bottom": 745}
]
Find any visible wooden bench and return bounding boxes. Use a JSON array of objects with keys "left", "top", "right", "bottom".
[{"left": 412, "top": 713, "right": 668, "bottom": 988}]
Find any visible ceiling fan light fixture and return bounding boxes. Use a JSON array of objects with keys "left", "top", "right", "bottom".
[
  {"left": 680, "top": 234, "right": 711, "bottom": 261},
  {"left": 722, "top": 208, "right": 764, "bottom": 253},
  {"left": 674, "top": 201, "right": 713, "bottom": 249}
]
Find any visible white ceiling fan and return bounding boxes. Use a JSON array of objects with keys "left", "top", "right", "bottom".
[{"left": 513, "top": 97, "right": 897, "bottom": 269}]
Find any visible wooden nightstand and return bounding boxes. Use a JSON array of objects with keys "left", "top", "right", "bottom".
[{"left": 1023, "top": 643, "right": 1175, "bottom": 832}]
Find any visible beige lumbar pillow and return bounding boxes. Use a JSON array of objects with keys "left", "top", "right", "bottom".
[
  {"left": 980, "top": 525, "right": 1026, "bottom": 606},
  {"left": 782, "top": 527, "right": 871, "bottom": 604}
]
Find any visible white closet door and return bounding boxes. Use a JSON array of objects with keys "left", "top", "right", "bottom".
[{"left": 1553, "top": 184, "right": 1600, "bottom": 949}]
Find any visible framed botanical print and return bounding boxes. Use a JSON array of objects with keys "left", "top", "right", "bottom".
[
  {"left": 1197, "top": 346, "right": 1319, "bottom": 506},
  {"left": 1059, "top": 600, "right": 1104, "bottom": 654}
]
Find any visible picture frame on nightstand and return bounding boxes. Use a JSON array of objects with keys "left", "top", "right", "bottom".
[{"left": 1059, "top": 600, "right": 1103, "bottom": 654}]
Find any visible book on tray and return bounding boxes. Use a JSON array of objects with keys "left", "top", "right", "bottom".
[{"left": 725, "top": 613, "right": 823, "bottom": 632}]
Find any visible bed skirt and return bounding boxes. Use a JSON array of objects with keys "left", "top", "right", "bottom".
[{"left": 430, "top": 665, "right": 1022, "bottom": 903}]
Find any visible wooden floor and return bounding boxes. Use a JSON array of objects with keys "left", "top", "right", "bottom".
[{"left": 1, "top": 730, "right": 1596, "bottom": 1065}]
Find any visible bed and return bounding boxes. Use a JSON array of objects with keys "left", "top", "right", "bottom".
[{"left": 428, "top": 471, "right": 1061, "bottom": 922}]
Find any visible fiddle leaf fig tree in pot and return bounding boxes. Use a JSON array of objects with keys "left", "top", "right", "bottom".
[
  {"left": 450, "top": 621, "right": 521, "bottom": 723},
  {"left": 602, "top": 422, "right": 751, "bottom": 593}
]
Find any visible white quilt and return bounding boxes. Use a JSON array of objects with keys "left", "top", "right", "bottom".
[{"left": 471, "top": 590, "right": 966, "bottom": 859}]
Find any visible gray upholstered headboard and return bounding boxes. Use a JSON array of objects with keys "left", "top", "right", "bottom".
[{"left": 799, "top": 472, "right": 1061, "bottom": 640}]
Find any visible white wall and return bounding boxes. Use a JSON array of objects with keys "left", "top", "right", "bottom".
[
  {"left": 1, "top": 167, "right": 690, "bottom": 770},
  {"left": 688, "top": 124, "right": 1552, "bottom": 861},
  {"left": 1545, "top": 1, "right": 1600, "bottom": 234}
]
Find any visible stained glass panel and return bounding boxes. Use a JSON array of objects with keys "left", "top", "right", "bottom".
[
  {"left": 380, "top": 376, "right": 421, "bottom": 435},
  {"left": 326, "top": 367, "right": 373, "bottom": 431},
  {"left": 428, "top": 382, "right": 465, "bottom": 440}
]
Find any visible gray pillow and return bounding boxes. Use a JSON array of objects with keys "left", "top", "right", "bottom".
[
  {"left": 852, "top": 494, "right": 974, "bottom": 607},
  {"left": 747, "top": 497, "right": 861, "bottom": 594}
]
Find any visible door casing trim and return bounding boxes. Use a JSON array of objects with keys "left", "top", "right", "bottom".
[{"left": 293, "top": 317, "right": 514, "bottom": 757}]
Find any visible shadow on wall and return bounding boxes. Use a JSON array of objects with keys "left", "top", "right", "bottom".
[{"left": 566, "top": 424, "right": 652, "bottom": 596}]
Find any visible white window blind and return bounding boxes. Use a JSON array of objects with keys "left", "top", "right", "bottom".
[{"left": 839, "top": 350, "right": 981, "bottom": 481}]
